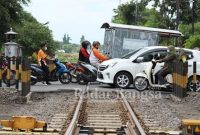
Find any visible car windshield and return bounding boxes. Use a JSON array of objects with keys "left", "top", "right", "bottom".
[{"left": 121, "top": 48, "right": 142, "bottom": 59}]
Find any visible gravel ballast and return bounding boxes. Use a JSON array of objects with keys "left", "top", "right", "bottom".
[
  {"left": 0, "top": 88, "right": 77, "bottom": 124},
  {"left": 129, "top": 91, "right": 200, "bottom": 131}
]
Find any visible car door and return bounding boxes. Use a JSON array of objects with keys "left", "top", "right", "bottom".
[{"left": 132, "top": 49, "right": 167, "bottom": 76}]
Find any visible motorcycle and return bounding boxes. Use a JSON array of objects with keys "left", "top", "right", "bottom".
[
  {"left": 76, "top": 62, "right": 97, "bottom": 85},
  {"left": 1, "top": 57, "right": 16, "bottom": 86},
  {"left": 30, "top": 59, "right": 71, "bottom": 85},
  {"left": 134, "top": 59, "right": 172, "bottom": 91},
  {"left": 65, "top": 62, "right": 84, "bottom": 83}
]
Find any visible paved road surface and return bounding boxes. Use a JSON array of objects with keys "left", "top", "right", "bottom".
[{"left": 1, "top": 81, "right": 135, "bottom": 92}]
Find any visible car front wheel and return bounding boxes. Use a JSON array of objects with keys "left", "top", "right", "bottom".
[
  {"left": 114, "top": 72, "right": 132, "bottom": 89},
  {"left": 188, "top": 76, "right": 200, "bottom": 92}
]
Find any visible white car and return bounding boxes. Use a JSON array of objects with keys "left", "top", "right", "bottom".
[{"left": 97, "top": 46, "right": 200, "bottom": 90}]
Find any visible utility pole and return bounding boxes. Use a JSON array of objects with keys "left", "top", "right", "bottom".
[
  {"left": 176, "top": 0, "right": 180, "bottom": 30},
  {"left": 192, "top": 0, "right": 195, "bottom": 35},
  {"left": 135, "top": 0, "right": 138, "bottom": 25}
]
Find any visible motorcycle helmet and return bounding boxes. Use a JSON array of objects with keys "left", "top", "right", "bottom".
[{"left": 82, "top": 40, "right": 91, "bottom": 49}]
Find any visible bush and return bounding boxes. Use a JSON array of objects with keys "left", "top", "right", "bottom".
[{"left": 184, "top": 34, "right": 200, "bottom": 49}]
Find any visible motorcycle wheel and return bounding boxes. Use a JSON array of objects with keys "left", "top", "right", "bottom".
[
  {"left": 134, "top": 77, "right": 149, "bottom": 91},
  {"left": 2, "top": 70, "right": 16, "bottom": 86},
  {"left": 59, "top": 72, "right": 71, "bottom": 84},
  {"left": 69, "top": 69, "right": 78, "bottom": 83},
  {"left": 30, "top": 76, "right": 38, "bottom": 85},
  {"left": 77, "top": 74, "right": 88, "bottom": 85},
  {"left": 30, "top": 69, "right": 38, "bottom": 85}
]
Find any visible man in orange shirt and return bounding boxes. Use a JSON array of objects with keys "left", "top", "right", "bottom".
[
  {"left": 37, "top": 42, "right": 52, "bottom": 85},
  {"left": 89, "top": 41, "right": 109, "bottom": 68}
]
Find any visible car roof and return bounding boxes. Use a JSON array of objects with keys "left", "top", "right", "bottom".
[{"left": 143, "top": 46, "right": 196, "bottom": 52}]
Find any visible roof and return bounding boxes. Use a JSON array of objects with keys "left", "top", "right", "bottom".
[{"left": 101, "top": 22, "right": 183, "bottom": 37}]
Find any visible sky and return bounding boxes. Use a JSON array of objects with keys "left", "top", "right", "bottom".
[{"left": 24, "top": 0, "right": 131, "bottom": 44}]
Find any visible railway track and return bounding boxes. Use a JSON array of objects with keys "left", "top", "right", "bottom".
[{"left": 64, "top": 83, "right": 146, "bottom": 135}]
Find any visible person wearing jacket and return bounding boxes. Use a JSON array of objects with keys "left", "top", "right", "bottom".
[
  {"left": 37, "top": 42, "right": 54, "bottom": 85},
  {"left": 155, "top": 45, "right": 176, "bottom": 85},
  {"left": 89, "top": 41, "right": 109, "bottom": 68},
  {"left": 78, "top": 40, "right": 91, "bottom": 63}
]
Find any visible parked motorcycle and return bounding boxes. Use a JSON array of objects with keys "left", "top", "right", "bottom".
[
  {"left": 30, "top": 59, "right": 71, "bottom": 85},
  {"left": 76, "top": 62, "right": 97, "bottom": 85},
  {"left": 1, "top": 57, "right": 16, "bottom": 86}
]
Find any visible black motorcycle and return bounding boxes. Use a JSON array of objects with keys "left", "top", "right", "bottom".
[
  {"left": 76, "top": 62, "right": 97, "bottom": 85},
  {"left": 30, "top": 59, "right": 71, "bottom": 85}
]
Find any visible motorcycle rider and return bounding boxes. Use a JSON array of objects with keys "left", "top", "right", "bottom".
[
  {"left": 89, "top": 41, "right": 109, "bottom": 68},
  {"left": 155, "top": 45, "right": 176, "bottom": 85},
  {"left": 78, "top": 40, "right": 91, "bottom": 63},
  {"left": 37, "top": 42, "right": 54, "bottom": 85}
]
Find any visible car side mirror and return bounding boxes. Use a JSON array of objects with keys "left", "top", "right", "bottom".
[{"left": 136, "top": 57, "right": 144, "bottom": 63}]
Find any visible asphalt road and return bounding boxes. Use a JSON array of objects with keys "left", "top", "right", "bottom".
[{"left": 30, "top": 81, "right": 134, "bottom": 92}]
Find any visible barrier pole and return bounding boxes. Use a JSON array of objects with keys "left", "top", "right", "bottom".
[
  {"left": 21, "top": 58, "right": 31, "bottom": 96},
  {"left": 193, "top": 61, "right": 197, "bottom": 92},
  {"left": 0, "top": 67, "right": 2, "bottom": 87},
  {"left": 15, "top": 57, "right": 19, "bottom": 89},
  {"left": 6, "top": 57, "right": 11, "bottom": 87}
]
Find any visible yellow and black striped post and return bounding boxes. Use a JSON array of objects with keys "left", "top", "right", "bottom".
[
  {"left": 6, "top": 57, "right": 11, "bottom": 87},
  {"left": 21, "top": 58, "right": 31, "bottom": 96},
  {"left": 172, "top": 61, "right": 188, "bottom": 98},
  {"left": 0, "top": 56, "right": 2, "bottom": 87},
  {"left": 18, "top": 57, "right": 22, "bottom": 80},
  {"left": 193, "top": 61, "right": 197, "bottom": 92},
  {"left": 15, "top": 57, "right": 20, "bottom": 89},
  {"left": 0, "top": 67, "right": 2, "bottom": 87}
]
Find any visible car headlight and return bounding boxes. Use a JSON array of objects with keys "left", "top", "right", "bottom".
[{"left": 109, "top": 62, "right": 118, "bottom": 68}]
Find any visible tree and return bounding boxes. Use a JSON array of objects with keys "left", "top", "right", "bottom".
[
  {"left": 80, "top": 35, "right": 85, "bottom": 44},
  {"left": 184, "top": 35, "right": 200, "bottom": 49},
  {"left": 66, "top": 34, "right": 71, "bottom": 44},
  {"left": 63, "top": 34, "right": 67, "bottom": 44},
  {"left": 112, "top": 0, "right": 149, "bottom": 25},
  {"left": 14, "top": 12, "right": 57, "bottom": 56},
  {"left": 0, "top": 0, "right": 30, "bottom": 46},
  {"left": 179, "top": 22, "right": 200, "bottom": 48}
]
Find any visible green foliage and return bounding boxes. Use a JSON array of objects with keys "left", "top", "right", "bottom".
[
  {"left": 112, "top": 0, "right": 149, "bottom": 25},
  {"left": 62, "top": 34, "right": 71, "bottom": 44},
  {"left": 14, "top": 12, "right": 56, "bottom": 56},
  {"left": 179, "top": 22, "right": 200, "bottom": 39},
  {"left": 184, "top": 34, "right": 200, "bottom": 49},
  {"left": 0, "top": 0, "right": 30, "bottom": 45},
  {"left": 62, "top": 44, "right": 80, "bottom": 53},
  {"left": 63, "top": 34, "right": 67, "bottom": 44}
]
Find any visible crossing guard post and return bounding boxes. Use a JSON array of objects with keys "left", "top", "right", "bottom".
[{"left": 21, "top": 58, "right": 31, "bottom": 96}]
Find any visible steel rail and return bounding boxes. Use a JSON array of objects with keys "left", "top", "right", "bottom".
[
  {"left": 64, "top": 84, "right": 89, "bottom": 135},
  {"left": 120, "top": 91, "right": 146, "bottom": 135},
  {"left": 65, "top": 88, "right": 147, "bottom": 135}
]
